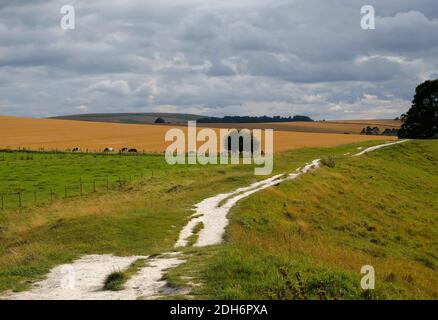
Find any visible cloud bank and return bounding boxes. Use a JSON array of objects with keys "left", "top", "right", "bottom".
[{"left": 0, "top": 0, "right": 437, "bottom": 119}]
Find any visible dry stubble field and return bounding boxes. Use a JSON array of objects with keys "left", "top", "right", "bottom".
[{"left": 0, "top": 116, "right": 396, "bottom": 153}]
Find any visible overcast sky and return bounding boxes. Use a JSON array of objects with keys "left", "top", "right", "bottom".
[{"left": 0, "top": 0, "right": 437, "bottom": 119}]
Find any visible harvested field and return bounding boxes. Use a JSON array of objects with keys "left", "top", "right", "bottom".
[
  {"left": 197, "top": 119, "right": 401, "bottom": 135},
  {"left": 0, "top": 116, "right": 396, "bottom": 153}
]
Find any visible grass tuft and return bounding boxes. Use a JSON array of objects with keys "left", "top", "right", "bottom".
[
  {"left": 103, "top": 271, "right": 126, "bottom": 291},
  {"left": 103, "top": 258, "right": 148, "bottom": 291},
  {"left": 187, "top": 222, "right": 205, "bottom": 247}
]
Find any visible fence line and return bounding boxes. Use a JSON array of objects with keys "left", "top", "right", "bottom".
[
  {"left": 0, "top": 147, "right": 164, "bottom": 156},
  {"left": 0, "top": 173, "right": 150, "bottom": 211}
]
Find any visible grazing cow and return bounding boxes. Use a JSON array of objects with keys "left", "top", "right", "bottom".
[
  {"left": 72, "top": 147, "right": 81, "bottom": 152},
  {"left": 103, "top": 147, "right": 114, "bottom": 152},
  {"left": 128, "top": 148, "right": 138, "bottom": 153},
  {"left": 120, "top": 147, "right": 129, "bottom": 153}
]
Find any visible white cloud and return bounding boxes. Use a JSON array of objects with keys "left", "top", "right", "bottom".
[
  {"left": 87, "top": 80, "right": 131, "bottom": 96},
  {"left": 76, "top": 105, "right": 88, "bottom": 112}
]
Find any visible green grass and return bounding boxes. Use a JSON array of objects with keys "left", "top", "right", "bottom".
[
  {"left": 186, "top": 222, "right": 205, "bottom": 247},
  {"left": 166, "top": 140, "right": 438, "bottom": 299},
  {"left": 103, "top": 259, "right": 148, "bottom": 291},
  {"left": 320, "top": 155, "right": 336, "bottom": 168},
  {"left": 0, "top": 151, "right": 170, "bottom": 209},
  {"left": 1, "top": 139, "right": 429, "bottom": 299},
  {"left": 0, "top": 149, "right": 266, "bottom": 292}
]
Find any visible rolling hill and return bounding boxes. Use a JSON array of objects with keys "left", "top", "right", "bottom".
[{"left": 50, "top": 113, "right": 204, "bottom": 124}]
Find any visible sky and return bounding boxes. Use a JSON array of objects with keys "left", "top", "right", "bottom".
[{"left": 0, "top": 0, "right": 437, "bottom": 120}]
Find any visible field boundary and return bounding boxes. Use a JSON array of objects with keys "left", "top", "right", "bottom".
[{"left": 0, "top": 174, "right": 153, "bottom": 211}]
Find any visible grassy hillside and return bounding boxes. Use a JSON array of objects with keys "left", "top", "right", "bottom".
[
  {"left": 1, "top": 140, "right": 435, "bottom": 299},
  {"left": 0, "top": 151, "right": 264, "bottom": 293},
  {"left": 166, "top": 140, "right": 438, "bottom": 299},
  {"left": 0, "top": 140, "right": 390, "bottom": 294}
]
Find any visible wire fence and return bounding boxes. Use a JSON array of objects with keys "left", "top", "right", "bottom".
[
  {"left": 0, "top": 173, "right": 155, "bottom": 211},
  {"left": 0, "top": 148, "right": 164, "bottom": 156}
]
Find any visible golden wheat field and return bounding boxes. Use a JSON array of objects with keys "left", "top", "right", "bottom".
[{"left": 0, "top": 116, "right": 396, "bottom": 153}]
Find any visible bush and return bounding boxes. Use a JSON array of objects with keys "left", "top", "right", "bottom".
[{"left": 321, "top": 156, "right": 336, "bottom": 168}]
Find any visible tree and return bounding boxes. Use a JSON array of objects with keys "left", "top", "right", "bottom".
[
  {"left": 225, "top": 130, "right": 260, "bottom": 154},
  {"left": 398, "top": 80, "right": 438, "bottom": 139},
  {"left": 154, "top": 117, "right": 165, "bottom": 124}
]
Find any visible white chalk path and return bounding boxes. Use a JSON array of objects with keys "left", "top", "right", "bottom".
[
  {"left": 2, "top": 140, "right": 406, "bottom": 300},
  {"left": 5, "top": 253, "right": 185, "bottom": 300},
  {"left": 353, "top": 140, "right": 407, "bottom": 157},
  {"left": 176, "top": 159, "right": 321, "bottom": 247}
]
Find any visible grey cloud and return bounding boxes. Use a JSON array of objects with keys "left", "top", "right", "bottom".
[{"left": 0, "top": 0, "right": 437, "bottom": 119}]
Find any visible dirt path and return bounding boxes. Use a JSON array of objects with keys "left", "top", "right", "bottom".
[
  {"left": 353, "top": 140, "right": 407, "bottom": 156},
  {"left": 2, "top": 141, "right": 406, "bottom": 300},
  {"left": 176, "top": 159, "right": 321, "bottom": 247},
  {"left": 4, "top": 253, "right": 186, "bottom": 300}
]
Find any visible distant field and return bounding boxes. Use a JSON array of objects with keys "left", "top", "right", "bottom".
[
  {"left": 197, "top": 119, "right": 401, "bottom": 134},
  {"left": 0, "top": 116, "right": 396, "bottom": 153}
]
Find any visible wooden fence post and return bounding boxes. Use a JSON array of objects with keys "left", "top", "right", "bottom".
[
  {"left": 18, "top": 192, "right": 22, "bottom": 208},
  {"left": 93, "top": 180, "right": 96, "bottom": 193},
  {"left": 65, "top": 186, "right": 68, "bottom": 199}
]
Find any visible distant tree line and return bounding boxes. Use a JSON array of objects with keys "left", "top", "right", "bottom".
[
  {"left": 197, "top": 115, "right": 314, "bottom": 123},
  {"left": 360, "top": 126, "right": 399, "bottom": 136}
]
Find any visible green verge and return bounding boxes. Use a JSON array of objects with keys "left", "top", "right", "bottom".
[
  {"left": 165, "top": 140, "right": 438, "bottom": 299},
  {"left": 0, "top": 140, "right": 406, "bottom": 295}
]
